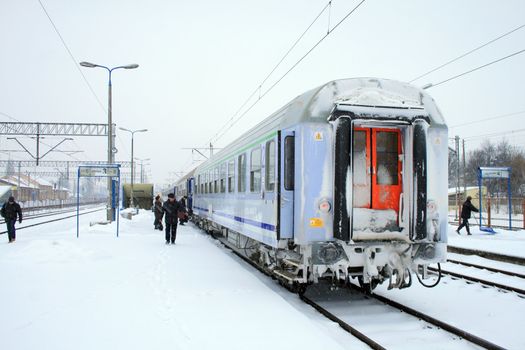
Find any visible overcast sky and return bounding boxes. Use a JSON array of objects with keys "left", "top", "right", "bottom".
[{"left": 1, "top": 0, "right": 524, "bottom": 185}]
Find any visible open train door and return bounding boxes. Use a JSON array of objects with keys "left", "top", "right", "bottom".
[
  {"left": 352, "top": 127, "right": 403, "bottom": 234},
  {"left": 278, "top": 129, "right": 294, "bottom": 240}
]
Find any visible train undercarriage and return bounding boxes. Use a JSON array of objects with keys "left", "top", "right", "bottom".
[{"left": 194, "top": 216, "right": 441, "bottom": 294}]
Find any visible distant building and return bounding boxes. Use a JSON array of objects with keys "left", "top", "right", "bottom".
[
  {"left": 448, "top": 186, "right": 487, "bottom": 211},
  {"left": 0, "top": 174, "right": 70, "bottom": 203}
]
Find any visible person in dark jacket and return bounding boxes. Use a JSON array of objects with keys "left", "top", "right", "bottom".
[
  {"left": 153, "top": 195, "right": 164, "bottom": 231},
  {"left": 162, "top": 193, "right": 182, "bottom": 244},
  {"left": 178, "top": 196, "right": 188, "bottom": 226},
  {"left": 1, "top": 196, "right": 22, "bottom": 243},
  {"left": 457, "top": 196, "right": 479, "bottom": 235}
]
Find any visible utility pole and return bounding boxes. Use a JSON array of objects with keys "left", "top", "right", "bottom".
[
  {"left": 462, "top": 138, "right": 466, "bottom": 196},
  {"left": 455, "top": 135, "right": 460, "bottom": 219},
  {"left": 17, "top": 161, "right": 21, "bottom": 193}
]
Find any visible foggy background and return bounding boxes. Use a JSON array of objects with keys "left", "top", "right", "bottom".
[{"left": 1, "top": 0, "right": 524, "bottom": 185}]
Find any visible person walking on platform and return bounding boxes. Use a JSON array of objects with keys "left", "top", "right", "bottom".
[
  {"left": 153, "top": 194, "right": 164, "bottom": 231},
  {"left": 1, "top": 196, "right": 22, "bottom": 243},
  {"left": 457, "top": 196, "right": 479, "bottom": 235},
  {"left": 163, "top": 193, "right": 181, "bottom": 244}
]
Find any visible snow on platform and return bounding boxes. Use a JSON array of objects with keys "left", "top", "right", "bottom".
[
  {"left": 0, "top": 210, "right": 357, "bottom": 350},
  {"left": 448, "top": 224, "right": 525, "bottom": 258}
]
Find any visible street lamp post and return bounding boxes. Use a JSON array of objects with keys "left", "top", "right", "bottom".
[
  {"left": 79, "top": 61, "right": 139, "bottom": 221},
  {"left": 119, "top": 127, "right": 147, "bottom": 208},
  {"left": 134, "top": 157, "right": 151, "bottom": 183}
]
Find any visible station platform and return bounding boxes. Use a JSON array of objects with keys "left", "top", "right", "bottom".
[
  {"left": 0, "top": 210, "right": 357, "bottom": 350},
  {"left": 448, "top": 224, "right": 525, "bottom": 259}
]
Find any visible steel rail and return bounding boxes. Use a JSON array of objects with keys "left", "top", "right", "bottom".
[
  {"left": 447, "top": 259, "right": 525, "bottom": 279},
  {"left": 448, "top": 245, "right": 525, "bottom": 266},
  {"left": 0, "top": 203, "right": 103, "bottom": 225},
  {"left": 368, "top": 289, "right": 507, "bottom": 350},
  {"left": 0, "top": 208, "right": 105, "bottom": 234},
  {"left": 214, "top": 235, "right": 388, "bottom": 350},
  {"left": 198, "top": 221, "right": 504, "bottom": 350},
  {"left": 430, "top": 266, "right": 525, "bottom": 296},
  {"left": 300, "top": 294, "right": 386, "bottom": 350}
]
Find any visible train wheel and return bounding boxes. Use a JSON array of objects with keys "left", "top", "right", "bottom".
[
  {"left": 358, "top": 276, "right": 378, "bottom": 294},
  {"left": 291, "top": 282, "right": 307, "bottom": 295}
]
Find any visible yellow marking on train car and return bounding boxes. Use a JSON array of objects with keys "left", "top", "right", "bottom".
[
  {"left": 309, "top": 218, "right": 324, "bottom": 227},
  {"left": 314, "top": 131, "right": 323, "bottom": 141}
]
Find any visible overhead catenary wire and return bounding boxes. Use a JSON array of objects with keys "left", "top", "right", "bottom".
[
  {"left": 211, "top": 0, "right": 367, "bottom": 144},
  {"left": 37, "top": 0, "right": 107, "bottom": 115},
  {"left": 410, "top": 23, "right": 525, "bottom": 83},
  {"left": 463, "top": 127, "right": 525, "bottom": 141},
  {"left": 207, "top": 1, "right": 334, "bottom": 146},
  {"left": 450, "top": 109, "right": 525, "bottom": 128},
  {"left": 425, "top": 48, "right": 525, "bottom": 89}
]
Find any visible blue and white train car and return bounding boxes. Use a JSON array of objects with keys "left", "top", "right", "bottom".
[
  {"left": 174, "top": 168, "right": 195, "bottom": 211},
  {"left": 188, "top": 78, "right": 448, "bottom": 291}
]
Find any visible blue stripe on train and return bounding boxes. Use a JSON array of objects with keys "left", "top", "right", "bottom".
[{"left": 193, "top": 205, "right": 276, "bottom": 232}]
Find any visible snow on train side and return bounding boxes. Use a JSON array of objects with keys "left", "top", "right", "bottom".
[{"left": 188, "top": 78, "right": 448, "bottom": 292}]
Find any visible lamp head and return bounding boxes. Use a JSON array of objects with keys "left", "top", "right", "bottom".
[{"left": 79, "top": 61, "right": 98, "bottom": 68}]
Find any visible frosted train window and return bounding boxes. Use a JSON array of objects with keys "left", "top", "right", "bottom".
[
  {"left": 352, "top": 130, "right": 367, "bottom": 185},
  {"left": 214, "top": 168, "right": 219, "bottom": 193},
  {"left": 196, "top": 175, "right": 200, "bottom": 194},
  {"left": 284, "top": 136, "right": 294, "bottom": 190},
  {"left": 265, "top": 140, "right": 276, "bottom": 192},
  {"left": 220, "top": 163, "right": 226, "bottom": 193},
  {"left": 376, "top": 132, "right": 398, "bottom": 185},
  {"left": 228, "top": 159, "right": 235, "bottom": 193},
  {"left": 250, "top": 147, "right": 262, "bottom": 192},
  {"left": 207, "top": 172, "right": 211, "bottom": 193},
  {"left": 238, "top": 154, "right": 246, "bottom": 192}
]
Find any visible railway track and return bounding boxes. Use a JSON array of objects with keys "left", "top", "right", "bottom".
[
  {"left": 448, "top": 245, "right": 525, "bottom": 266},
  {"left": 447, "top": 258, "right": 525, "bottom": 279},
  {"left": 203, "top": 227, "right": 505, "bottom": 349},
  {"left": 1, "top": 202, "right": 104, "bottom": 224},
  {"left": 0, "top": 207, "right": 105, "bottom": 234},
  {"left": 302, "top": 285, "right": 506, "bottom": 350},
  {"left": 432, "top": 261, "right": 525, "bottom": 296}
]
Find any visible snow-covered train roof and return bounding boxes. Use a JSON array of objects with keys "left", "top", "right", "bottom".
[
  {"left": 306, "top": 78, "right": 446, "bottom": 125},
  {"left": 199, "top": 77, "right": 446, "bottom": 169}
]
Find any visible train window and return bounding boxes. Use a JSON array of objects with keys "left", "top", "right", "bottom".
[
  {"left": 207, "top": 171, "right": 211, "bottom": 194},
  {"left": 195, "top": 175, "right": 199, "bottom": 194},
  {"left": 213, "top": 168, "right": 218, "bottom": 193},
  {"left": 250, "top": 147, "right": 262, "bottom": 192},
  {"left": 376, "top": 132, "right": 399, "bottom": 185},
  {"left": 284, "top": 136, "right": 294, "bottom": 190},
  {"left": 265, "top": 140, "right": 275, "bottom": 192},
  {"left": 220, "top": 163, "right": 226, "bottom": 193},
  {"left": 238, "top": 153, "right": 246, "bottom": 192},
  {"left": 228, "top": 159, "right": 235, "bottom": 193}
]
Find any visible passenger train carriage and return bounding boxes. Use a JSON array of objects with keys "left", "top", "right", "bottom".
[{"left": 175, "top": 78, "right": 448, "bottom": 292}]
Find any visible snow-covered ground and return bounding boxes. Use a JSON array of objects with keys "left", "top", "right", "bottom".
[
  {"left": 1, "top": 211, "right": 524, "bottom": 349},
  {"left": 449, "top": 223, "right": 525, "bottom": 258},
  {"left": 0, "top": 210, "right": 363, "bottom": 350}
]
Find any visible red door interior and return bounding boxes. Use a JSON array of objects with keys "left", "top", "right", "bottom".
[
  {"left": 371, "top": 128, "right": 402, "bottom": 212},
  {"left": 353, "top": 127, "right": 402, "bottom": 213}
]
